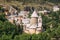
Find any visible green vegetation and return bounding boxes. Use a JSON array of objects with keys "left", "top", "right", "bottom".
[{"left": 0, "top": 10, "right": 60, "bottom": 40}]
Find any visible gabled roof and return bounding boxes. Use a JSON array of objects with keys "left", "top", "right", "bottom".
[
  {"left": 44, "top": 10, "right": 48, "bottom": 12},
  {"left": 31, "top": 11, "right": 38, "bottom": 17}
]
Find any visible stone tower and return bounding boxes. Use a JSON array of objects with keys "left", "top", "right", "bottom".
[
  {"left": 30, "top": 11, "right": 38, "bottom": 25},
  {"left": 24, "top": 11, "right": 42, "bottom": 34}
]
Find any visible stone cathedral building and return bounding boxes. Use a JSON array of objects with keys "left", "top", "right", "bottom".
[
  {"left": 23, "top": 11, "right": 42, "bottom": 34},
  {"left": 4, "top": 7, "right": 42, "bottom": 34}
]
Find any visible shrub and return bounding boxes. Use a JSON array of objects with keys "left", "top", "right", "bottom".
[
  {"left": 2, "top": 34, "right": 12, "bottom": 40},
  {"left": 14, "top": 35, "right": 20, "bottom": 40},
  {"left": 55, "top": 25, "right": 60, "bottom": 37},
  {"left": 0, "top": 13, "right": 7, "bottom": 22},
  {"left": 19, "top": 33, "right": 31, "bottom": 40},
  {"left": 41, "top": 31, "right": 51, "bottom": 40},
  {"left": 31, "top": 34, "right": 39, "bottom": 40},
  {"left": 2, "top": 21, "right": 16, "bottom": 35}
]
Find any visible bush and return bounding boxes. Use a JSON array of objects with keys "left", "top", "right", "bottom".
[
  {"left": 19, "top": 33, "right": 31, "bottom": 40},
  {"left": 31, "top": 34, "right": 39, "bottom": 40},
  {"left": 2, "top": 21, "right": 16, "bottom": 35},
  {"left": 0, "top": 13, "right": 7, "bottom": 22},
  {"left": 14, "top": 35, "right": 20, "bottom": 40},
  {"left": 2, "top": 34, "right": 12, "bottom": 40},
  {"left": 41, "top": 32, "right": 51, "bottom": 40},
  {"left": 54, "top": 25, "right": 60, "bottom": 37}
]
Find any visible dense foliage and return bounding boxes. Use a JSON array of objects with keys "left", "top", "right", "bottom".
[{"left": 0, "top": 11, "right": 60, "bottom": 40}]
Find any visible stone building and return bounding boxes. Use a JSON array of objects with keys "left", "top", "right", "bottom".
[
  {"left": 5, "top": 9, "right": 42, "bottom": 34},
  {"left": 53, "top": 6, "right": 60, "bottom": 12},
  {"left": 38, "top": 10, "right": 50, "bottom": 15},
  {"left": 23, "top": 11, "right": 42, "bottom": 34}
]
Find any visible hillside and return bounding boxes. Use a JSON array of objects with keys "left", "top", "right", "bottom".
[
  {"left": 0, "top": 0, "right": 60, "bottom": 40},
  {"left": 0, "top": 0, "right": 60, "bottom": 10}
]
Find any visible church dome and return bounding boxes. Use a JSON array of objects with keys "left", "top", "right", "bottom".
[{"left": 31, "top": 11, "right": 38, "bottom": 17}]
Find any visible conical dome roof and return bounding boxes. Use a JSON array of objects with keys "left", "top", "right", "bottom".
[{"left": 31, "top": 11, "right": 38, "bottom": 17}]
